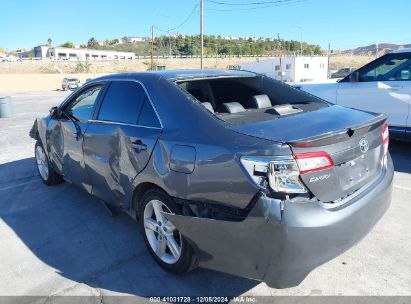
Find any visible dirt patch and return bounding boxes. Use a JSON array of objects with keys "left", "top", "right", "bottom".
[{"left": 0, "top": 56, "right": 375, "bottom": 92}]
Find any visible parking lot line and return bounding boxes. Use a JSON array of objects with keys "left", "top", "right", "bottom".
[{"left": 394, "top": 185, "right": 411, "bottom": 192}]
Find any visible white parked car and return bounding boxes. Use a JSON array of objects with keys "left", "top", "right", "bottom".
[
  {"left": 1, "top": 55, "right": 22, "bottom": 62},
  {"left": 61, "top": 77, "right": 80, "bottom": 91},
  {"left": 296, "top": 48, "right": 411, "bottom": 141}
]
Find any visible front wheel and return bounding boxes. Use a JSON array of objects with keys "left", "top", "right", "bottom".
[
  {"left": 35, "top": 141, "right": 62, "bottom": 185},
  {"left": 138, "top": 188, "right": 197, "bottom": 274}
]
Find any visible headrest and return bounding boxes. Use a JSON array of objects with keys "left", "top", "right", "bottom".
[
  {"left": 202, "top": 102, "right": 214, "bottom": 113},
  {"left": 246, "top": 94, "right": 272, "bottom": 109},
  {"left": 218, "top": 102, "right": 246, "bottom": 114}
]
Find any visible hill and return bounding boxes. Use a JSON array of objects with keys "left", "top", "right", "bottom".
[{"left": 337, "top": 43, "right": 411, "bottom": 56}]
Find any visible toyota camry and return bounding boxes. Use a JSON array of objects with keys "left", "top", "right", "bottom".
[{"left": 29, "top": 69, "right": 393, "bottom": 288}]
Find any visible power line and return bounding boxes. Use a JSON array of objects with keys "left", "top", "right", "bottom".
[
  {"left": 156, "top": 4, "right": 199, "bottom": 33},
  {"left": 205, "top": 0, "right": 307, "bottom": 11},
  {"left": 206, "top": 0, "right": 301, "bottom": 6}
]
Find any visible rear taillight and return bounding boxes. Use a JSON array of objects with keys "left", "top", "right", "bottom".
[
  {"left": 268, "top": 159, "right": 307, "bottom": 193},
  {"left": 293, "top": 151, "right": 334, "bottom": 174},
  {"left": 240, "top": 152, "right": 335, "bottom": 194},
  {"left": 240, "top": 156, "right": 307, "bottom": 193},
  {"left": 382, "top": 122, "right": 389, "bottom": 156}
]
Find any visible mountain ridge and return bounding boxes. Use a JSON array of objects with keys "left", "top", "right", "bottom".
[{"left": 337, "top": 43, "right": 411, "bottom": 55}]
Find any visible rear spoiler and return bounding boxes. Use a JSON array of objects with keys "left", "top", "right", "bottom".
[{"left": 288, "top": 113, "right": 387, "bottom": 148}]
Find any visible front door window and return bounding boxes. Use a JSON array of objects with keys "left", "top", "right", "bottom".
[{"left": 67, "top": 85, "right": 102, "bottom": 121}]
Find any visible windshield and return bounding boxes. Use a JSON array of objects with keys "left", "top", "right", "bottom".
[{"left": 357, "top": 53, "right": 411, "bottom": 82}]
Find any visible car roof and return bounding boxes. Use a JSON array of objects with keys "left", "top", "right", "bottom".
[{"left": 93, "top": 69, "right": 257, "bottom": 82}]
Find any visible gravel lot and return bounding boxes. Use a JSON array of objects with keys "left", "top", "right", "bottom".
[{"left": 0, "top": 91, "right": 410, "bottom": 300}]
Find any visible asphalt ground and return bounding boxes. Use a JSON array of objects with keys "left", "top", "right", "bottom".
[{"left": 0, "top": 91, "right": 410, "bottom": 301}]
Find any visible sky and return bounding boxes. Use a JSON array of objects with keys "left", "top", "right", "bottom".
[{"left": 1, "top": 0, "right": 410, "bottom": 51}]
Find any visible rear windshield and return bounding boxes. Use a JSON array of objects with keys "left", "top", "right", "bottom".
[{"left": 176, "top": 76, "right": 328, "bottom": 125}]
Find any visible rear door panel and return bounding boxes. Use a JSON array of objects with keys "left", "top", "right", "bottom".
[
  {"left": 83, "top": 123, "right": 161, "bottom": 207},
  {"left": 82, "top": 80, "right": 162, "bottom": 208}
]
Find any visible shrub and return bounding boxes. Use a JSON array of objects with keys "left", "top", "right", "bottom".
[{"left": 74, "top": 62, "right": 91, "bottom": 73}]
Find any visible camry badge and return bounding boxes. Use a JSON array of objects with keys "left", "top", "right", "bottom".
[
  {"left": 309, "top": 174, "right": 331, "bottom": 183},
  {"left": 359, "top": 138, "right": 369, "bottom": 154}
]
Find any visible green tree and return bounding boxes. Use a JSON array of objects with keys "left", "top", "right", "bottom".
[
  {"left": 87, "top": 37, "right": 99, "bottom": 49},
  {"left": 60, "top": 41, "right": 74, "bottom": 48},
  {"left": 87, "top": 34, "right": 324, "bottom": 57},
  {"left": 47, "top": 38, "right": 52, "bottom": 45}
]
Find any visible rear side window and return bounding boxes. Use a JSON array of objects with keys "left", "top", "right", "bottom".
[
  {"left": 98, "top": 81, "right": 147, "bottom": 124},
  {"left": 138, "top": 98, "right": 161, "bottom": 128}
]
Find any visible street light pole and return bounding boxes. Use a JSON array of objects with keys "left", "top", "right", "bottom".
[
  {"left": 292, "top": 25, "right": 303, "bottom": 56},
  {"left": 168, "top": 31, "right": 172, "bottom": 58},
  {"left": 151, "top": 25, "right": 155, "bottom": 70},
  {"left": 200, "top": 0, "right": 204, "bottom": 69},
  {"left": 300, "top": 28, "right": 303, "bottom": 56}
]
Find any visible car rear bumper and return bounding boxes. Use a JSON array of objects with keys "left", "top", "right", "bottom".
[{"left": 165, "top": 155, "right": 393, "bottom": 288}]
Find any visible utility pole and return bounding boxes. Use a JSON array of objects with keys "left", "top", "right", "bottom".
[
  {"left": 168, "top": 31, "right": 172, "bottom": 58},
  {"left": 200, "top": 0, "right": 204, "bottom": 69},
  {"left": 278, "top": 33, "right": 283, "bottom": 82},
  {"left": 327, "top": 42, "right": 331, "bottom": 79},
  {"left": 151, "top": 25, "right": 155, "bottom": 70},
  {"left": 376, "top": 43, "right": 379, "bottom": 58}
]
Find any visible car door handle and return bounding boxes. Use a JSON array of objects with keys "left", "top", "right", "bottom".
[{"left": 130, "top": 140, "right": 147, "bottom": 152}]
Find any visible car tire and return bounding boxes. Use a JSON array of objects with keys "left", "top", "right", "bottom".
[
  {"left": 35, "top": 140, "right": 63, "bottom": 186},
  {"left": 138, "top": 188, "right": 197, "bottom": 274}
]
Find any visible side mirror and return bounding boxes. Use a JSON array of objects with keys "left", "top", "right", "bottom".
[
  {"left": 349, "top": 71, "right": 359, "bottom": 82},
  {"left": 49, "top": 106, "right": 61, "bottom": 118}
]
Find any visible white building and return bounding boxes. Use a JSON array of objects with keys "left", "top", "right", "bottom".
[
  {"left": 32, "top": 46, "right": 135, "bottom": 61},
  {"left": 124, "top": 36, "right": 144, "bottom": 43},
  {"left": 240, "top": 56, "right": 329, "bottom": 83}
]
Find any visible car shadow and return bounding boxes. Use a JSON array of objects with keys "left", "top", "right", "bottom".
[
  {"left": 389, "top": 140, "right": 411, "bottom": 174},
  {"left": 0, "top": 158, "right": 258, "bottom": 297}
]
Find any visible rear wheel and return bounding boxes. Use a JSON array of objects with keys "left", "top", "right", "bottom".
[
  {"left": 138, "top": 188, "right": 197, "bottom": 274},
  {"left": 35, "top": 141, "right": 62, "bottom": 185}
]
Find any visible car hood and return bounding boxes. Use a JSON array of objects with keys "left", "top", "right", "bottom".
[
  {"left": 229, "top": 105, "right": 382, "bottom": 143},
  {"left": 293, "top": 79, "right": 339, "bottom": 86}
]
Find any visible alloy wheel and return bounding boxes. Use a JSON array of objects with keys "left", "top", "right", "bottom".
[
  {"left": 35, "top": 145, "right": 49, "bottom": 181},
  {"left": 143, "top": 199, "right": 182, "bottom": 264}
]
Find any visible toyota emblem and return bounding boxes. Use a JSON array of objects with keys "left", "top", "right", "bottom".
[{"left": 359, "top": 138, "right": 369, "bottom": 153}]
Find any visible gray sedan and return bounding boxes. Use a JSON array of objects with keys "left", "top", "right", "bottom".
[{"left": 30, "top": 69, "right": 393, "bottom": 288}]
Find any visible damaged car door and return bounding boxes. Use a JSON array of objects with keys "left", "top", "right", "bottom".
[
  {"left": 83, "top": 80, "right": 162, "bottom": 208},
  {"left": 47, "top": 84, "right": 104, "bottom": 192}
]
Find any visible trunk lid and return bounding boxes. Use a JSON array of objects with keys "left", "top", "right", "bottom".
[{"left": 230, "top": 105, "right": 387, "bottom": 202}]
